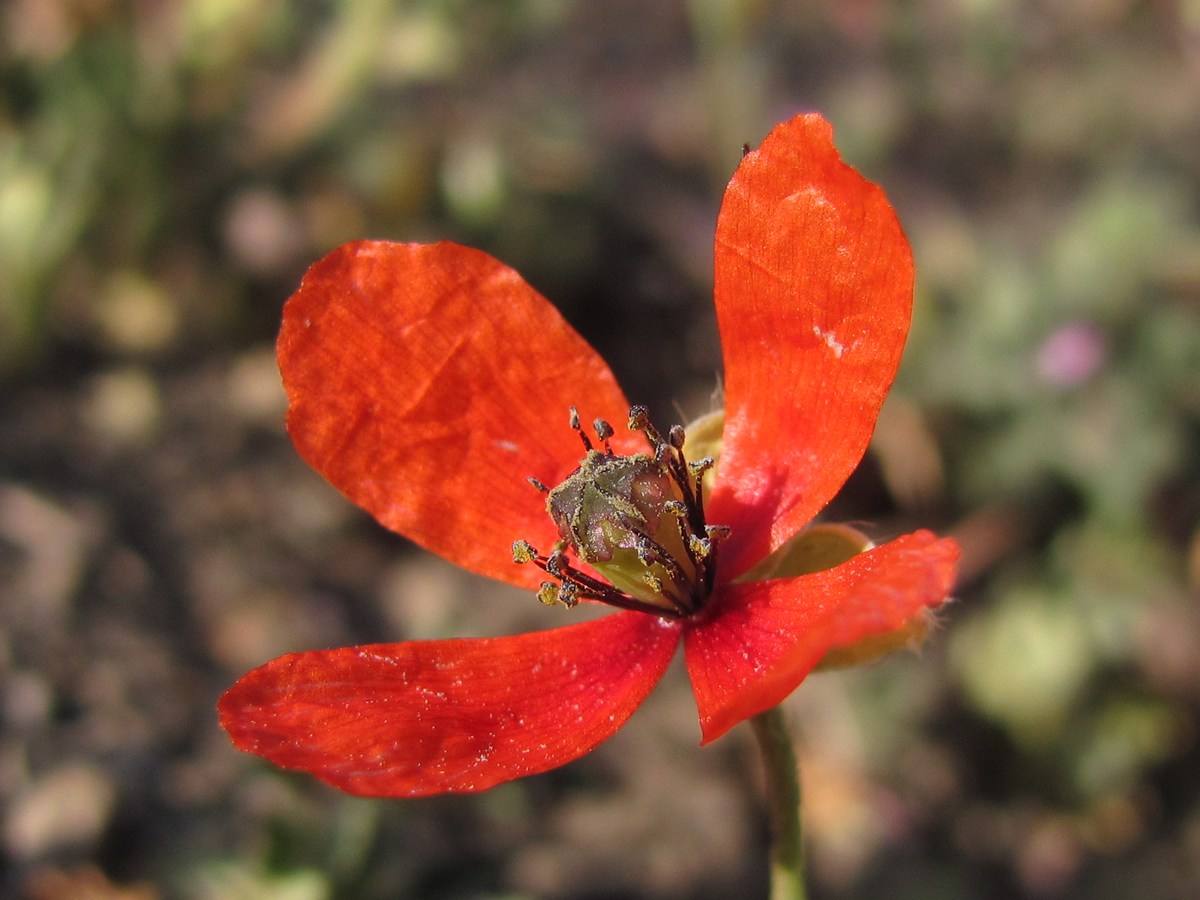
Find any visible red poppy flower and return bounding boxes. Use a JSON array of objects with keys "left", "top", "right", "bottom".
[{"left": 219, "top": 113, "right": 959, "bottom": 797}]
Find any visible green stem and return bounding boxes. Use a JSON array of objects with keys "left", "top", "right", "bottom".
[{"left": 750, "top": 706, "right": 807, "bottom": 900}]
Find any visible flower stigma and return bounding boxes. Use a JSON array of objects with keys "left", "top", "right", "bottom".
[{"left": 512, "top": 406, "right": 730, "bottom": 618}]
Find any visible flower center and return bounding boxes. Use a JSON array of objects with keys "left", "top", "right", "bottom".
[{"left": 512, "top": 406, "right": 729, "bottom": 618}]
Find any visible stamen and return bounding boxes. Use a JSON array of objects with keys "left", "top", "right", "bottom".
[
  {"left": 569, "top": 407, "right": 593, "bottom": 452},
  {"left": 628, "top": 405, "right": 664, "bottom": 449},
  {"left": 516, "top": 405, "right": 731, "bottom": 618},
  {"left": 512, "top": 534, "right": 690, "bottom": 616}
]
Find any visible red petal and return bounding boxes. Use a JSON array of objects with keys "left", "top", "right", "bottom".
[
  {"left": 709, "top": 114, "right": 916, "bottom": 577},
  {"left": 684, "top": 531, "right": 959, "bottom": 743},
  {"left": 279, "top": 241, "right": 639, "bottom": 589},
  {"left": 219, "top": 612, "right": 682, "bottom": 796}
]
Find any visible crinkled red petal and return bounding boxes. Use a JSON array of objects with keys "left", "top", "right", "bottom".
[
  {"left": 709, "top": 114, "right": 916, "bottom": 577},
  {"left": 219, "top": 612, "right": 682, "bottom": 796},
  {"left": 279, "top": 241, "right": 639, "bottom": 589},
  {"left": 683, "top": 531, "right": 959, "bottom": 743}
]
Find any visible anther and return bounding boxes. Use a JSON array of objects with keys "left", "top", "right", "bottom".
[
  {"left": 707, "top": 525, "right": 732, "bottom": 541},
  {"left": 663, "top": 500, "right": 687, "bottom": 517},
  {"left": 528, "top": 477, "right": 549, "bottom": 493},
  {"left": 537, "top": 582, "right": 559, "bottom": 606},
  {"left": 557, "top": 582, "right": 580, "bottom": 608},
  {"left": 512, "top": 540, "right": 538, "bottom": 564}
]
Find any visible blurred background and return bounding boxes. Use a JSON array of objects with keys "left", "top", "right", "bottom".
[{"left": 2, "top": 1, "right": 1199, "bottom": 898}]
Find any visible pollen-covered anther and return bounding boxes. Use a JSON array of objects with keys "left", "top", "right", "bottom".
[
  {"left": 663, "top": 500, "right": 688, "bottom": 518},
  {"left": 512, "top": 539, "right": 538, "bottom": 564},
  {"left": 557, "top": 582, "right": 580, "bottom": 608},
  {"left": 707, "top": 525, "right": 732, "bottom": 541}
]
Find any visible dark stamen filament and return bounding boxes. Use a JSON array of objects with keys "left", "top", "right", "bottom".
[{"left": 513, "top": 538, "right": 690, "bottom": 617}]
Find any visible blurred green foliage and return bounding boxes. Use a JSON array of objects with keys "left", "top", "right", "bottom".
[{"left": 2, "top": 1, "right": 1199, "bottom": 898}]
